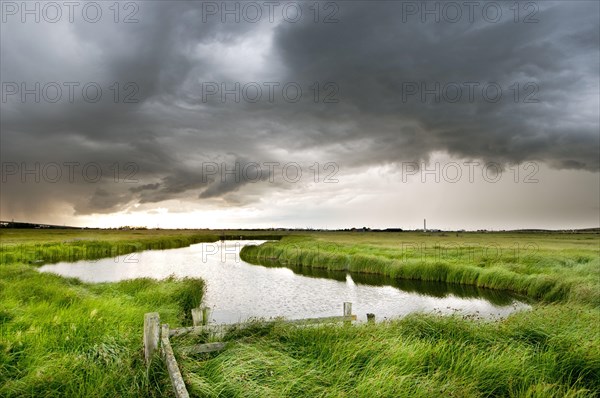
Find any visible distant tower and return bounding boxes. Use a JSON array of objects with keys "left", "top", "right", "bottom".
[{"left": 424, "top": 219, "right": 427, "bottom": 232}]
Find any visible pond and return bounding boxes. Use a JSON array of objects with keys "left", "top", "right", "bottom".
[{"left": 39, "top": 240, "right": 530, "bottom": 323}]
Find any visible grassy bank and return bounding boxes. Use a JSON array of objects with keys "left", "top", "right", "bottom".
[
  {"left": 178, "top": 304, "right": 599, "bottom": 397},
  {"left": 240, "top": 232, "right": 600, "bottom": 304},
  {"left": 0, "top": 263, "right": 205, "bottom": 397},
  {"left": 0, "top": 229, "right": 220, "bottom": 397},
  {"left": 0, "top": 229, "right": 222, "bottom": 265},
  {"left": 2, "top": 230, "right": 599, "bottom": 397},
  {"left": 188, "top": 232, "right": 600, "bottom": 397},
  {"left": 0, "top": 228, "right": 284, "bottom": 266}
]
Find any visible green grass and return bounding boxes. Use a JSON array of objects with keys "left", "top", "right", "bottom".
[
  {"left": 0, "top": 229, "right": 219, "bottom": 397},
  {"left": 0, "top": 263, "right": 205, "bottom": 397},
  {"left": 178, "top": 305, "right": 599, "bottom": 397},
  {"left": 1, "top": 229, "right": 599, "bottom": 397},
  {"left": 0, "top": 228, "right": 282, "bottom": 265},
  {"left": 0, "top": 229, "right": 220, "bottom": 265},
  {"left": 240, "top": 232, "right": 600, "bottom": 304}
]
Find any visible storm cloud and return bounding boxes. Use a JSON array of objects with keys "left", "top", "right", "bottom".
[{"left": 0, "top": 0, "right": 598, "bottom": 227}]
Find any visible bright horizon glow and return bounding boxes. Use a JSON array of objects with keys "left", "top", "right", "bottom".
[{"left": 6, "top": 153, "right": 598, "bottom": 231}]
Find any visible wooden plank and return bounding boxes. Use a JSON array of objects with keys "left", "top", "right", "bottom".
[
  {"left": 161, "top": 324, "right": 190, "bottom": 398},
  {"left": 170, "top": 315, "right": 357, "bottom": 338},
  {"left": 285, "top": 315, "right": 357, "bottom": 325},
  {"left": 143, "top": 312, "right": 160, "bottom": 365},
  {"left": 179, "top": 342, "right": 226, "bottom": 355},
  {"left": 170, "top": 324, "right": 225, "bottom": 338}
]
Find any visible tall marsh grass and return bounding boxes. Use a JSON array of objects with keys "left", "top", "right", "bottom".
[
  {"left": 0, "top": 233, "right": 219, "bottom": 265},
  {"left": 179, "top": 305, "right": 599, "bottom": 397},
  {"left": 241, "top": 233, "right": 600, "bottom": 304},
  {"left": 0, "top": 230, "right": 213, "bottom": 397},
  {"left": 2, "top": 230, "right": 598, "bottom": 397},
  {"left": 0, "top": 263, "right": 206, "bottom": 397}
]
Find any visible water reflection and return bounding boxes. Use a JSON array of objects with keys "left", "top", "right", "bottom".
[{"left": 256, "top": 261, "right": 527, "bottom": 307}]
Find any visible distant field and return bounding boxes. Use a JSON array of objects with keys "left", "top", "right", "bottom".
[
  {"left": 0, "top": 228, "right": 217, "bottom": 244},
  {"left": 1, "top": 229, "right": 599, "bottom": 397},
  {"left": 0, "top": 228, "right": 283, "bottom": 245},
  {"left": 0, "top": 229, "right": 279, "bottom": 265}
]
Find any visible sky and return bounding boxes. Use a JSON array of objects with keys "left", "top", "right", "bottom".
[{"left": 1, "top": 0, "right": 599, "bottom": 230}]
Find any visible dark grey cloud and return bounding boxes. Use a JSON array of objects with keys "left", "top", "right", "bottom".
[
  {"left": 271, "top": 1, "right": 599, "bottom": 168},
  {"left": 0, "top": 0, "right": 598, "bottom": 222}
]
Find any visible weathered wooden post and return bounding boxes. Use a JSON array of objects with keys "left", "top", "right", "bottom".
[
  {"left": 191, "top": 308, "right": 202, "bottom": 327},
  {"left": 202, "top": 306, "right": 212, "bottom": 326},
  {"left": 143, "top": 312, "right": 160, "bottom": 365},
  {"left": 161, "top": 324, "right": 190, "bottom": 398},
  {"left": 367, "top": 313, "right": 375, "bottom": 323},
  {"left": 343, "top": 302, "right": 352, "bottom": 325}
]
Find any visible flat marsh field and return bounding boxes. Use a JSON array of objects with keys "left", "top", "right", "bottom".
[{"left": 1, "top": 229, "right": 598, "bottom": 397}]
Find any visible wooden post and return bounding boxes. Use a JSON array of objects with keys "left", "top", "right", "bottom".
[
  {"left": 202, "top": 307, "right": 212, "bottom": 326},
  {"left": 367, "top": 313, "right": 375, "bottom": 323},
  {"left": 191, "top": 308, "right": 202, "bottom": 327},
  {"left": 343, "top": 302, "right": 352, "bottom": 316},
  {"left": 161, "top": 324, "right": 190, "bottom": 398},
  {"left": 343, "top": 302, "right": 352, "bottom": 325},
  {"left": 143, "top": 312, "right": 160, "bottom": 365}
]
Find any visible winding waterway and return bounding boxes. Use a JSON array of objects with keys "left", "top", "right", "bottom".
[{"left": 40, "top": 240, "right": 530, "bottom": 323}]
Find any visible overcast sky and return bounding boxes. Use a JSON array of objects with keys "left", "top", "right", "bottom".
[{"left": 1, "top": 0, "right": 598, "bottom": 229}]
